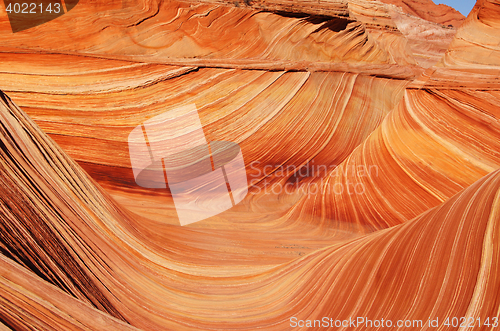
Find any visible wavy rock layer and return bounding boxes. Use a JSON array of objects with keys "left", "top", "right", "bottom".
[
  {"left": 1, "top": 90, "right": 500, "bottom": 329},
  {"left": 297, "top": 85, "right": 500, "bottom": 230},
  {"left": 0, "top": 0, "right": 500, "bottom": 330},
  {"left": 287, "top": 0, "right": 500, "bottom": 231},
  {"left": 379, "top": 0, "right": 465, "bottom": 27},
  {"left": 441, "top": 0, "right": 500, "bottom": 67},
  {"left": 0, "top": 0, "right": 417, "bottom": 65},
  {"left": 389, "top": 6, "right": 457, "bottom": 67},
  {"left": 0, "top": 51, "right": 412, "bottom": 237}
]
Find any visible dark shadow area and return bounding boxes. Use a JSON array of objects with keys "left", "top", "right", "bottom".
[
  {"left": 4, "top": 0, "right": 79, "bottom": 33},
  {"left": 273, "top": 11, "right": 353, "bottom": 33}
]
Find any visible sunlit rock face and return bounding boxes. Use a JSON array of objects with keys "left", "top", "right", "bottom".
[
  {"left": 1, "top": 0, "right": 500, "bottom": 330},
  {"left": 389, "top": 6, "right": 457, "bottom": 68},
  {"left": 0, "top": 0, "right": 415, "bottom": 65},
  {"left": 441, "top": 0, "right": 500, "bottom": 68},
  {"left": 378, "top": 0, "right": 465, "bottom": 28}
]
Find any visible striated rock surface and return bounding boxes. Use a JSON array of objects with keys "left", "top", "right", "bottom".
[
  {"left": 389, "top": 6, "right": 457, "bottom": 67},
  {"left": 294, "top": 0, "right": 500, "bottom": 231},
  {"left": 0, "top": 0, "right": 417, "bottom": 65},
  {"left": 441, "top": 0, "right": 500, "bottom": 68},
  {"left": 379, "top": 0, "right": 465, "bottom": 27},
  {"left": 1, "top": 88, "right": 500, "bottom": 329},
  {"left": 0, "top": 0, "right": 500, "bottom": 329},
  {"left": 0, "top": 52, "right": 411, "bottom": 234}
]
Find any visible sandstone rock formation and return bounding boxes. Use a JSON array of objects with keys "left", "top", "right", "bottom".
[
  {"left": 441, "top": 0, "right": 500, "bottom": 67},
  {"left": 379, "top": 0, "right": 465, "bottom": 27},
  {"left": 389, "top": 7, "right": 457, "bottom": 67},
  {"left": 0, "top": 0, "right": 499, "bottom": 329}
]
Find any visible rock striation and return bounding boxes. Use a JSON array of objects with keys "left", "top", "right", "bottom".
[
  {"left": 0, "top": 0, "right": 499, "bottom": 329},
  {"left": 379, "top": 0, "right": 465, "bottom": 27}
]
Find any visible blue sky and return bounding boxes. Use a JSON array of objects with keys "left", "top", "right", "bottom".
[{"left": 435, "top": 0, "right": 476, "bottom": 16}]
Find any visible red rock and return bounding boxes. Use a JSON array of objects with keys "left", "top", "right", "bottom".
[
  {"left": 0, "top": 0, "right": 500, "bottom": 329},
  {"left": 379, "top": 0, "right": 465, "bottom": 27}
]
